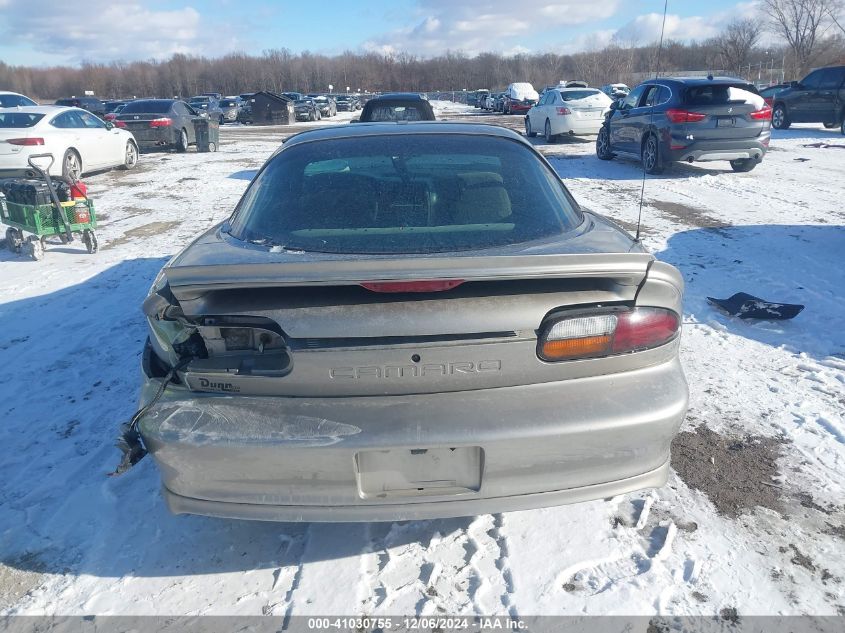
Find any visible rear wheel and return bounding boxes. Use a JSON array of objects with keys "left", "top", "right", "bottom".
[
  {"left": 772, "top": 104, "right": 790, "bottom": 130},
  {"left": 120, "top": 141, "right": 138, "bottom": 170},
  {"left": 525, "top": 117, "right": 536, "bottom": 137},
  {"left": 642, "top": 134, "right": 665, "bottom": 175},
  {"left": 82, "top": 229, "right": 98, "bottom": 254},
  {"left": 62, "top": 149, "right": 82, "bottom": 181},
  {"left": 730, "top": 158, "right": 758, "bottom": 172},
  {"left": 544, "top": 119, "right": 555, "bottom": 143},
  {"left": 176, "top": 128, "right": 189, "bottom": 153},
  {"left": 596, "top": 126, "right": 614, "bottom": 160},
  {"left": 5, "top": 228, "right": 22, "bottom": 253},
  {"left": 823, "top": 122, "right": 837, "bottom": 129}
]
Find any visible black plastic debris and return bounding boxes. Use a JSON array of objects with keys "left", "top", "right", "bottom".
[
  {"left": 707, "top": 292, "right": 804, "bottom": 320},
  {"left": 111, "top": 423, "right": 147, "bottom": 476}
]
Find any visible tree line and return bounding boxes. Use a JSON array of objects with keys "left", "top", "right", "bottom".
[{"left": 1, "top": 0, "right": 843, "bottom": 100}]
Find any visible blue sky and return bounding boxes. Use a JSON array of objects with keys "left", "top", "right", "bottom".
[{"left": 0, "top": 0, "right": 757, "bottom": 67}]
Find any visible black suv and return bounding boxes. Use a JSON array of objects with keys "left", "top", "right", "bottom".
[
  {"left": 596, "top": 77, "right": 772, "bottom": 173},
  {"left": 770, "top": 65, "right": 845, "bottom": 134},
  {"left": 356, "top": 93, "right": 435, "bottom": 122}
]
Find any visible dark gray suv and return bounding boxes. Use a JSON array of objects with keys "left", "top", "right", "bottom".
[
  {"left": 596, "top": 77, "right": 772, "bottom": 173},
  {"left": 770, "top": 65, "right": 845, "bottom": 134}
]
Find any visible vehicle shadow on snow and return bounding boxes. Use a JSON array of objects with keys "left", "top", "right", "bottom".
[
  {"left": 0, "top": 258, "right": 479, "bottom": 586},
  {"left": 547, "top": 153, "right": 730, "bottom": 181},
  {"left": 657, "top": 223, "right": 845, "bottom": 358},
  {"left": 771, "top": 126, "right": 844, "bottom": 141},
  {"left": 229, "top": 169, "right": 258, "bottom": 181}
]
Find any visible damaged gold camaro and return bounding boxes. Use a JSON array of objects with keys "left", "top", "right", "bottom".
[{"left": 124, "top": 122, "right": 688, "bottom": 521}]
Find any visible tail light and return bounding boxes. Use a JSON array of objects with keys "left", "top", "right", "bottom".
[
  {"left": 104, "top": 113, "right": 116, "bottom": 121},
  {"left": 150, "top": 118, "right": 173, "bottom": 128},
  {"left": 538, "top": 307, "right": 680, "bottom": 362},
  {"left": 749, "top": 104, "right": 772, "bottom": 120},
  {"left": 7, "top": 137, "right": 45, "bottom": 146},
  {"left": 665, "top": 109, "right": 707, "bottom": 124},
  {"left": 114, "top": 120, "right": 127, "bottom": 128},
  {"left": 556, "top": 107, "right": 572, "bottom": 115},
  {"left": 360, "top": 280, "right": 465, "bottom": 293}
]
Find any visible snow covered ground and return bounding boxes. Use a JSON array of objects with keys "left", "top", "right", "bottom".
[{"left": 1, "top": 103, "right": 844, "bottom": 617}]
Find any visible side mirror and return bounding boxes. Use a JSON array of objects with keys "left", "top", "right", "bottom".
[
  {"left": 609, "top": 101, "right": 619, "bottom": 111},
  {"left": 790, "top": 80, "right": 800, "bottom": 89},
  {"left": 104, "top": 121, "right": 114, "bottom": 130}
]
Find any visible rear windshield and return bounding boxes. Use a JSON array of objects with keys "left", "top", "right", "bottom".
[
  {"left": 228, "top": 135, "right": 582, "bottom": 254},
  {"left": 559, "top": 89, "right": 601, "bottom": 101},
  {"left": 55, "top": 99, "right": 77, "bottom": 106},
  {"left": 685, "top": 83, "right": 761, "bottom": 106},
  {"left": 365, "top": 105, "right": 428, "bottom": 121},
  {"left": 219, "top": 100, "right": 238, "bottom": 107},
  {"left": 0, "top": 94, "right": 37, "bottom": 107},
  {"left": 0, "top": 112, "right": 45, "bottom": 127},
  {"left": 121, "top": 100, "right": 172, "bottom": 114}
]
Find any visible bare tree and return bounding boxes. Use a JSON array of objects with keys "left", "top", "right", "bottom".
[
  {"left": 715, "top": 18, "right": 762, "bottom": 74},
  {"left": 761, "top": 0, "right": 841, "bottom": 75}
]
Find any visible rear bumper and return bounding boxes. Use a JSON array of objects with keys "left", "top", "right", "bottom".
[
  {"left": 139, "top": 356, "right": 688, "bottom": 521},
  {"left": 666, "top": 137, "right": 769, "bottom": 163},
  {"left": 552, "top": 116, "right": 604, "bottom": 136},
  {"left": 509, "top": 104, "right": 532, "bottom": 114},
  {"left": 163, "top": 460, "right": 670, "bottom": 521},
  {"left": 131, "top": 128, "right": 178, "bottom": 147}
]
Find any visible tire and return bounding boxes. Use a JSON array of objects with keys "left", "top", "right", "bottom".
[
  {"left": 596, "top": 126, "right": 614, "bottom": 160},
  {"left": 219, "top": 115, "right": 225, "bottom": 125},
  {"left": 62, "top": 149, "right": 82, "bottom": 182},
  {"left": 525, "top": 117, "right": 536, "bottom": 137},
  {"left": 642, "top": 134, "right": 665, "bottom": 174},
  {"left": 119, "top": 141, "right": 138, "bottom": 170},
  {"left": 823, "top": 122, "right": 837, "bottom": 129},
  {"left": 208, "top": 141, "right": 217, "bottom": 153},
  {"left": 24, "top": 236, "right": 43, "bottom": 261},
  {"left": 544, "top": 119, "right": 555, "bottom": 143},
  {"left": 5, "top": 227, "right": 22, "bottom": 253},
  {"left": 841, "top": 114, "right": 845, "bottom": 136},
  {"left": 176, "top": 128, "right": 189, "bottom": 153},
  {"left": 316, "top": 110, "right": 322, "bottom": 121},
  {"left": 730, "top": 158, "right": 758, "bottom": 172},
  {"left": 82, "top": 229, "right": 98, "bottom": 254},
  {"left": 772, "top": 104, "right": 790, "bottom": 130}
]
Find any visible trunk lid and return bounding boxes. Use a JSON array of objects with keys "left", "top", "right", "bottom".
[{"left": 156, "top": 217, "right": 665, "bottom": 397}]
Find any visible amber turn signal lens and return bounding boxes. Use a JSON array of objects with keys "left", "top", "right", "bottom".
[{"left": 541, "top": 335, "right": 612, "bottom": 360}]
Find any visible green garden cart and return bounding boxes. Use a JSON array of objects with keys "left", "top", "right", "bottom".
[{"left": 1, "top": 154, "right": 98, "bottom": 261}]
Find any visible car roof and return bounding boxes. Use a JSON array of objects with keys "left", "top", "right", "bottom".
[
  {"left": 1, "top": 105, "right": 70, "bottom": 115},
  {"left": 646, "top": 76, "right": 751, "bottom": 86},
  {"left": 282, "top": 121, "right": 526, "bottom": 149},
  {"left": 370, "top": 93, "right": 426, "bottom": 101}
]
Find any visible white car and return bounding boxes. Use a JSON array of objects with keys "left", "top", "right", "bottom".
[
  {"left": 0, "top": 106, "right": 139, "bottom": 180},
  {"left": 525, "top": 88, "right": 613, "bottom": 142},
  {"left": 0, "top": 91, "right": 38, "bottom": 108}
]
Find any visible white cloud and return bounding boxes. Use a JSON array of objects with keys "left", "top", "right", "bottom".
[
  {"left": 364, "top": 0, "right": 621, "bottom": 56},
  {"left": 0, "top": 0, "right": 235, "bottom": 63}
]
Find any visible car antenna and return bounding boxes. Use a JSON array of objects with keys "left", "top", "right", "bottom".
[{"left": 635, "top": 0, "right": 669, "bottom": 243}]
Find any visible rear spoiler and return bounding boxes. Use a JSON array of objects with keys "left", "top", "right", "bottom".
[{"left": 164, "top": 252, "right": 654, "bottom": 295}]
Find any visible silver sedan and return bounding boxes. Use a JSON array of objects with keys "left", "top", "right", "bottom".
[{"left": 135, "top": 122, "right": 688, "bottom": 521}]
